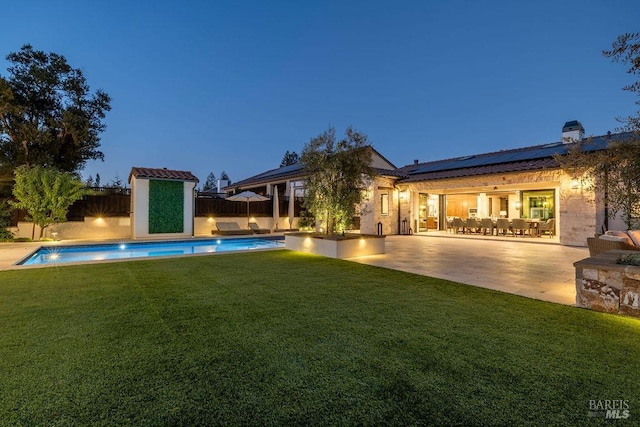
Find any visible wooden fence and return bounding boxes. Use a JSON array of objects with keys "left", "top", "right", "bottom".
[{"left": 9, "top": 194, "right": 303, "bottom": 226}]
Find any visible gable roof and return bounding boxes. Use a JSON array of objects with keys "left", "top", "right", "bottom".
[
  {"left": 129, "top": 167, "right": 199, "bottom": 183},
  {"left": 229, "top": 163, "right": 306, "bottom": 189},
  {"left": 226, "top": 146, "right": 397, "bottom": 190},
  {"left": 397, "top": 132, "right": 628, "bottom": 182}
]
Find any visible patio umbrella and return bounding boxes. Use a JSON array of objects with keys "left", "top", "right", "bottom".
[
  {"left": 226, "top": 190, "right": 269, "bottom": 227},
  {"left": 272, "top": 186, "right": 280, "bottom": 230},
  {"left": 288, "top": 184, "right": 295, "bottom": 228}
]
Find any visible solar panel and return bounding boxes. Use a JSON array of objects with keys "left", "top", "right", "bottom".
[{"left": 409, "top": 134, "right": 619, "bottom": 175}]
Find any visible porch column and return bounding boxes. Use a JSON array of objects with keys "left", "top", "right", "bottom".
[{"left": 478, "top": 193, "right": 488, "bottom": 218}]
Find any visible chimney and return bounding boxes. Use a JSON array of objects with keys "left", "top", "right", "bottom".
[
  {"left": 561, "top": 120, "right": 584, "bottom": 143},
  {"left": 413, "top": 159, "right": 419, "bottom": 165},
  {"left": 217, "top": 179, "right": 229, "bottom": 193}
]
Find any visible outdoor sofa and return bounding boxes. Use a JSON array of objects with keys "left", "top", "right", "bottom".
[{"left": 587, "top": 230, "right": 640, "bottom": 256}]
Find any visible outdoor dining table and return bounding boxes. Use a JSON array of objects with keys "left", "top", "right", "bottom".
[
  {"left": 489, "top": 218, "right": 541, "bottom": 237},
  {"left": 455, "top": 218, "right": 542, "bottom": 237}
]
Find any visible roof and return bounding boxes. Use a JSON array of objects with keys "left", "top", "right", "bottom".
[
  {"left": 397, "top": 132, "right": 630, "bottom": 182},
  {"left": 227, "top": 146, "right": 399, "bottom": 190},
  {"left": 128, "top": 167, "right": 199, "bottom": 183},
  {"left": 228, "top": 163, "right": 307, "bottom": 189},
  {"left": 226, "top": 130, "right": 635, "bottom": 189}
]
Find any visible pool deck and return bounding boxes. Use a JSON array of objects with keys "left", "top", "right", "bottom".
[{"left": 0, "top": 233, "right": 589, "bottom": 307}]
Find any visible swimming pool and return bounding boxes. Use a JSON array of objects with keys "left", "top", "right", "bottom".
[{"left": 18, "top": 236, "right": 285, "bottom": 266}]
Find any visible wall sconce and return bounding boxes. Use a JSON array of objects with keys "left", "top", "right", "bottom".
[
  {"left": 399, "top": 190, "right": 407, "bottom": 200},
  {"left": 570, "top": 177, "right": 580, "bottom": 190},
  {"left": 515, "top": 200, "right": 521, "bottom": 210}
]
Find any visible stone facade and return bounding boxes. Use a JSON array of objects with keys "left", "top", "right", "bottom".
[
  {"left": 574, "top": 250, "right": 640, "bottom": 318},
  {"left": 360, "top": 176, "right": 399, "bottom": 236},
  {"left": 398, "top": 168, "right": 596, "bottom": 247}
]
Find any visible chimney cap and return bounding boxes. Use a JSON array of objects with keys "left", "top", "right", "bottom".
[
  {"left": 413, "top": 159, "right": 419, "bottom": 165},
  {"left": 562, "top": 120, "right": 584, "bottom": 133}
]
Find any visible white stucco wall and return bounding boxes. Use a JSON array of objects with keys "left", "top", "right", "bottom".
[
  {"left": 130, "top": 177, "right": 149, "bottom": 238},
  {"left": 130, "top": 177, "right": 196, "bottom": 239}
]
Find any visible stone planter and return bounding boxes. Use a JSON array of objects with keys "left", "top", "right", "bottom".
[
  {"left": 574, "top": 250, "right": 640, "bottom": 317},
  {"left": 285, "top": 232, "right": 385, "bottom": 259}
]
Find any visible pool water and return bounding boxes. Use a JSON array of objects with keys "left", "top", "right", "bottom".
[{"left": 18, "top": 237, "right": 285, "bottom": 266}]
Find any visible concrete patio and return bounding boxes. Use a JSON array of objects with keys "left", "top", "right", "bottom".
[
  {"left": 0, "top": 233, "right": 589, "bottom": 306},
  {"left": 348, "top": 234, "right": 588, "bottom": 306}
]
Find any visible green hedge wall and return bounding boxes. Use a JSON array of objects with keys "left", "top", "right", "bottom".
[{"left": 148, "top": 180, "right": 184, "bottom": 234}]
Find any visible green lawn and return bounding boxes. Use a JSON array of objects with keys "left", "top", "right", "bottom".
[{"left": 1, "top": 251, "right": 639, "bottom": 425}]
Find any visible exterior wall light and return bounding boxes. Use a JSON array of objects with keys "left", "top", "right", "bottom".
[
  {"left": 571, "top": 177, "right": 580, "bottom": 190},
  {"left": 515, "top": 200, "right": 521, "bottom": 210}
]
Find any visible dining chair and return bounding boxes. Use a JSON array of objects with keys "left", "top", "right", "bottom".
[
  {"left": 511, "top": 218, "right": 528, "bottom": 237},
  {"left": 465, "top": 217, "right": 480, "bottom": 233},
  {"left": 496, "top": 218, "right": 511, "bottom": 236},
  {"left": 480, "top": 218, "right": 494, "bottom": 235},
  {"left": 451, "top": 217, "right": 464, "bottom": 234},
  {"left": 538, "top": 219, "right": 555, "bottom": 237}
]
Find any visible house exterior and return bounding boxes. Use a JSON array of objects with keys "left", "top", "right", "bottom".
[
  {"left": 228, "top": 122, "right": 622, "bottom": 246},
  {"left": 224, "top": 148, "right": 400, "bottom": 233},
  {"left": 396, "top": 123, "right": 631, "bottom": 246}
]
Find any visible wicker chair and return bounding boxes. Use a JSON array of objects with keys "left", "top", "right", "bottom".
[
  {"left": 451, "top": 217, "right": 464, "bottom": 234},
  {"left": 511, "top": 218, "right": 528, "bottom": 237},
  {"left": 481, "top": 218, "right": 495, "bottom": 235},
  {"left": 538, "top": 219, "right": 555, "bottom": 237},
  {"left": 587, "top": 237, "right": 640, "bottom": 256},
  {"left": 464, "top": 217, "right": 481, "bottom": 233},
  {"left": 496, "top": 218, "right": 511, "bottom": 236}
]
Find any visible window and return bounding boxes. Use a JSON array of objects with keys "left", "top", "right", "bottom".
[
  {"left": 381, "top": 193, "right": 389, "bottom": 215},
  {"left": 522, "top": 189, "right": 555, "bottom": 220}
]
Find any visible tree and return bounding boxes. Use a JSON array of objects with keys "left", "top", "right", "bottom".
[
  {"left": 203, "top": 172, "right": 217, "bottom": 191},
  {"left": 280, "top": 150, "right": 300, "bottom": 167},
  {"left": 559, "top": 136, "right": 640, "bottom": 229},
  {"left": 557, "top": 33, "right": 640, "bottom": 229},
  {"left": 108, "top": 172, "right": 123, "bottom": 189},
  {"left": 301, "top": 126, "right": 375, "bottom": 235},
  {"left": 95, "top": 173, "right": 101, "bottom": 187},
  {"left": 603, "top": 33, "right": 640, "bottom": 131},
  {"left": 220, "top": 171, "right": 231, "bottom": 185},
  {"left": 0, "top": 199, "right": 12, "bottom": 239},
  {"left": 11, "top": 165, "right": 85, "bottom": 239},
  {"left": 0, "top": 44, "right": 111, "bottom": 177}
]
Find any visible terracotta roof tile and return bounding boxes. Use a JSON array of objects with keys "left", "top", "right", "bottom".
[{"left": 129, "top": 167, "right": 199, "bottom": 183}]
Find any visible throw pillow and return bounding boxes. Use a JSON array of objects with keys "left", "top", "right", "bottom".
[
  {"left": 627, "top": 230, "right": 640, "bottom": 247},
  {"left": 599, "top": 234, "right": 634, "bottom": 245}
]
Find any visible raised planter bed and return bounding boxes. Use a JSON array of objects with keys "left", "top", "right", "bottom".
[
  {"left": 285, "top": 232, "right": 385, "bottom": 259},
  {"left": 574, "top": 250, "right": 640, "bottom": 317}
]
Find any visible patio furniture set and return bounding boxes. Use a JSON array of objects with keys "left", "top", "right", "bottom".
[{"left": 447, "top": 217, "right": 555, "bottom": 237}]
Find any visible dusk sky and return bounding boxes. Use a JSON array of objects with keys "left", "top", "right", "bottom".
[{"left": 2, "top": 1, "right": 638, "bottom": 187}]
